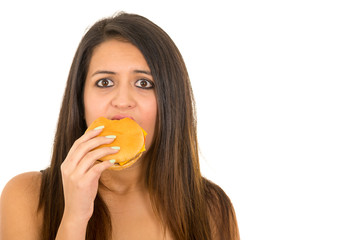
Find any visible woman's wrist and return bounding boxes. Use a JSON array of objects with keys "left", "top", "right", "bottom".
[{"left": 55, "top": 213, "right": 89, "bottom": 240}]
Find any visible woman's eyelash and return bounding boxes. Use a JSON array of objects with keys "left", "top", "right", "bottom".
[
  {"left": 96, "top": 78, "right": 114, "bottom": 88},
  {"left": 135, "top": 79, "right": 155, "bottom": 89}
]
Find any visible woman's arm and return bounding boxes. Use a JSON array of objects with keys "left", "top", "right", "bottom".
[
  {"left": 55, "top": 126, "right": 117, "bottom": 240},
  {"left": 0, "top": 172, "right": 43, "bottom": 240}
]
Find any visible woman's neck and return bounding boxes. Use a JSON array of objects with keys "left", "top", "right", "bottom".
[{"left": 99, "top": 159, "right": 147, "bottom": 196}]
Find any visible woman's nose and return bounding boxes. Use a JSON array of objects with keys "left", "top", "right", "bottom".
[{"left": 111, "top": 85, "right": 136, "bottom": 110}]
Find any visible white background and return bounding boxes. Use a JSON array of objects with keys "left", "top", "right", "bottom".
[{"left": 0, "top": 0, "right": 361, "bottom": 239}]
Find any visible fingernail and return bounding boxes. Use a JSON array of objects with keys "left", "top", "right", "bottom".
[
  {"left": 93, "top": 125, "right": 105, "bottom": 130},
  {"left": 105, "top": 135, "right": 116, "bottom": 139},
  {"left": 111, "top": 146, "right": 120, "bottom": 150},
  {"left": 109, "top": 159, "right": 116, "bottom": 164}
]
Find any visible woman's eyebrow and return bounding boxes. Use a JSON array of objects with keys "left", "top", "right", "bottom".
[
  {"left": 92, "top": 70, "right": 116, "bottom": 76},
  {"left": 91, "top": 69, "right": 151, "bottom": 76},
  {"left": 133, "top": 69, "right": 152, "bottom": 75}
]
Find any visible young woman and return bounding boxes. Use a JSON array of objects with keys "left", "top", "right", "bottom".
[{"left": 0, "top": 12, "right": 239, "bottom": 240}]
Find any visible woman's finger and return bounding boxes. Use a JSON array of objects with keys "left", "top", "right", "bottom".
[
  {"left": 67, "top": 127, "right": 104, "bottom": 157},
  {"left": 75, "top": 146, "right": 119, "bottom": 174},
  {"left": 84, "top": 159, "right": 116, "bottom": 183},
  {"left": 70, "top": 135, "right": 115, "bottom": 161}
]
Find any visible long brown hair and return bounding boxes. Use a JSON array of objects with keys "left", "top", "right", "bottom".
[{"left": 38, "top": 12, "right": 239, "bottom": 240}]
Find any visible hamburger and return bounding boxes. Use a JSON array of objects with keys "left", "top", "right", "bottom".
[{"left": 86, "top": 117, "right": 147, "bottom": 170}]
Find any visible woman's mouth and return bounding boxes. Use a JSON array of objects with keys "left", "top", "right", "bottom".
[{"left": 111, "top": 115, "right": 135, "bottom": 121}]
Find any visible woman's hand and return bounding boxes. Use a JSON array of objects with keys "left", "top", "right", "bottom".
[{"left": 59, "top": 126, "right": 118, "bottom": 227}]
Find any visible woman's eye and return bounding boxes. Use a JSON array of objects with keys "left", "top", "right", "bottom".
[
  {"left": 96, "top": 79, "right": 114, "bottom": 88},
  {"left": 135, "top": 79, "right": 154, "bottom": 89}
]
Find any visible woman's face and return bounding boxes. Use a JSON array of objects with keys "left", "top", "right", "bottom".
[{"left": 83, "top": 39, "right": 157, "bottom": 151}]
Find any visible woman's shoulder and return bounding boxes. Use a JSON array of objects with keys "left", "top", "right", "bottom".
[
  {"left": 202, "top": 178, "right": 233, "bottom": 210},
  {"left": 0, "top": 171, "right": 43, "bottom": 239},
  {"left": 1, "top": 171, "right": 42, "bottom": 199},
  {"left": 202, "top": 178, "right": 240, "bottom": 240}
]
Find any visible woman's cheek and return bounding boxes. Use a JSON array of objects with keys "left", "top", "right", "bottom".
[{"left": 84, "top": 96, "right": 109, "bottom": 126}]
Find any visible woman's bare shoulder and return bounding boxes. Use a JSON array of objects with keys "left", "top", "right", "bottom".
[
  {"left": 203, "top": 178, "right": 240, "bottom": 240},
  {"left": 0, "top": 171, "right": 43, "bottom": 240}
]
